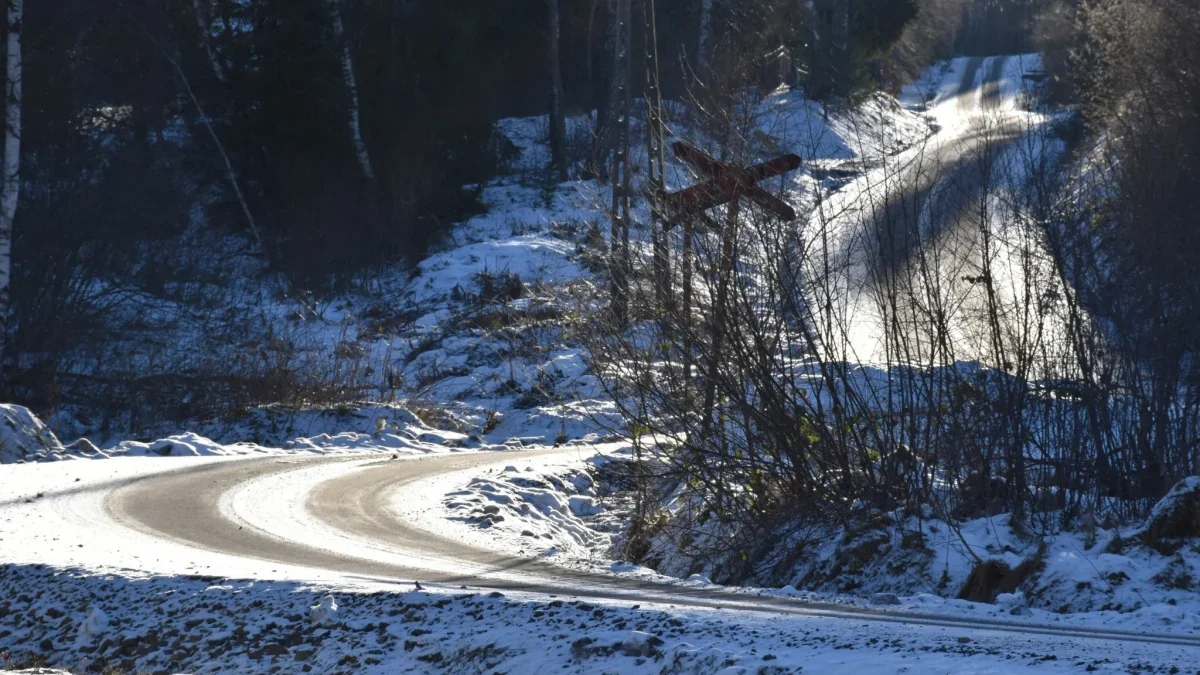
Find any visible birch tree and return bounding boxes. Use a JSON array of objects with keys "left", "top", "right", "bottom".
[
  {"left": 327, "top": 0, "right": 376, "bottom": 186},
  {"left": 0, "top": 0, "right": 22, "bottom": 374}
]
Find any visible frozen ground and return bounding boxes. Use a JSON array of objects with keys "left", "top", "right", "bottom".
[{"left": 10, "top": 565, "right": 1195, "bottom": 675}]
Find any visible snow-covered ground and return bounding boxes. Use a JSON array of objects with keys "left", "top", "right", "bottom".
[{"left": 11, "top": 564, "right": 1194, "bottom": 675}]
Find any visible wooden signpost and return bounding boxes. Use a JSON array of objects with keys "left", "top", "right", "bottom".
[{"left": 660, "top": 141, "right": 801, "bottom": 434}]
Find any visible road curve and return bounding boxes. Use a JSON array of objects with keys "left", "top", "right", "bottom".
[{"left": 107, "top": 451, "right": 1200, "bottom": 648}]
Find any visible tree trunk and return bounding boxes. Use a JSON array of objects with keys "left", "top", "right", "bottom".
[
  {"left": 697, "top": 0, "right": 713, "bottom": 74},
  {"left": 608, "top": 0, "right": 633, "bottom": 327},
  {"left": 327, "top": 0, "right": 377, "bottom": 186},
  {"left": 590, "top": 0, "right": 617, "bottom": 181},
  {"left": 547, "top": 0, "right": 568, "bottom": 182},
  {"left": 192, "top": 0, "right": 227, "bottom": 83},
  {"left": 0, "top": 0, "right": 22, "bottom": 378}
]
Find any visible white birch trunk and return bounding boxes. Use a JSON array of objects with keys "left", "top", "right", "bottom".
[
  {"left": 327, "top": 0, "right": 376, "bottom": 185},
  {"left": 697, "top": 0, "right": 712, "bottom": 73},
  {"left": 0, "top": 0, "right": 22, "bottom": 366}
]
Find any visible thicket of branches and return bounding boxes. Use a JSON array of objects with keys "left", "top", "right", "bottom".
[{"left": 585, "top": 2, "right": 1200, "bottom": 583}]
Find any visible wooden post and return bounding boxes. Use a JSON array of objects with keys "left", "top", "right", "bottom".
[
  {"left": 659, "top": 141, "right": 802, "bottom": 435},
  {"left": 682, "top": 216, "right": 695, "bottom": 382},
  {"left": 702, "top": 199, "right": 740, "bottom": 437}
]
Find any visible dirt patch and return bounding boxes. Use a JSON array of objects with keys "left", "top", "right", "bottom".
[
  {"left": 957, "top": 545, "right": 1045, "bottom": 603},
  {"left": 1140, "top": 477, "right": 1200, "bottom": 555}
]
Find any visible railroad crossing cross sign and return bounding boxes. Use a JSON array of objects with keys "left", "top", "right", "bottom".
[
  {"left": 662, "top": 141, "right": 802, "bottom": 226},
  {"left": 657, "top": 141, "right": 801, "bottom": 436}
]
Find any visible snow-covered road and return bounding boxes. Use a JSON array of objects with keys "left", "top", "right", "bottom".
[
  {"left": 2, "top": 449, "right": 1194, "bottom": 648},
  {"left": 4, "top": 448, "right": 1200, "bottom": 672},
  {"left": 815, "top": 54, "right": 1059, "bottom": 365}
]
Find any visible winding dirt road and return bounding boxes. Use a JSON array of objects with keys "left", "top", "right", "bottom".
[
  {"left": 818, "top": 54, "right": 1043, "bottom": 364},
  {"left": 105, "top": 451, "right": 1200, "bottom": 648}
]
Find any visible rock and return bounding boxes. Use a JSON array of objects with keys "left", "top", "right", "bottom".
[
  {"left": 309, "top": 595, "right": 339, "bottom": 627},
  {"left": 39, "top": 637, "right": 55, "bottom": 652},
  {"left": 956, "top": 636, "right": 972, "bottom": 644},
  {"left": 1139, "top": 477, "right": 1200, "bottom": 552},
  {"left": 871, "top": 593, "right": 902, "bottom": 606},
  {"left": 66, "top": 438, "right": 101, "bottom": 455},
  {"left": 622, "top": 630, "right": 664, "bottom": 657},
  {"left": 1009, "top": 606, "right": 1033, "bottom": 616},
  {"left": 77, "top": 607, "right": 109, "bottom": 644},
  {"left": 263, "top": 642, "right": 289, "bottom": 656},
  {"left": 0, "top": 405, "right": 65, "bottom": 464},
  {"left": 294, "top": 648, "right": 314, "bottom": 661}
]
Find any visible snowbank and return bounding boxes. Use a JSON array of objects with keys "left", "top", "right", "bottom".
[
  {"left": 0, "top": 404, "right": 65, "bottom": 464},
  {"left": 0, "top": 402, "right": 486, "bottom": 465},
  {"left": 2, "top": 565, "right": 1195, "bottom": 674}
]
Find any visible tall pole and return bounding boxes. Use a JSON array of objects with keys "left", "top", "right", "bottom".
[
  {"left": 609, "top": 0, "right": 633, "bottom": 327},
  {"left": 644, "top": 0, "right": 669, "bottom": 313},
  {"left": 702, "top": 197, "right": 739, "bottom": 438}
]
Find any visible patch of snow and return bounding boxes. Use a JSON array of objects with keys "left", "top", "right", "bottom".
[{"left": 308, "top": 594, "right": 338, "bottom": 627}]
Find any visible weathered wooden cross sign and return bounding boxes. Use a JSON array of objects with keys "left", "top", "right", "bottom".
[
  {"left": 658, "top": 140, "right": 802, "bottom": 435},
  {"left": 663, "top": 141, "right": 802, "bottom": 226}
]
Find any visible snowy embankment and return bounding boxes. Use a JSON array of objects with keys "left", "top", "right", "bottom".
[
  {"left": 407, "top": 444, "right": 1200, "bottom": 636},
  {"left": 0, "top": 402, "right": 482, "bottom": 466}
]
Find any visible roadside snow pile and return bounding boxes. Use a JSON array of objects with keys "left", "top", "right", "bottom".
[
  {"left": 0, "top": 403, "right": 488, "bottom": 465},
  {"left": 0, "top": 405, "right": 65, "bottom": 464},
  {"left": 406, "top": 445, "right": 635, "bottom": 566},
  {"left": 1, "top": 564, "right": 1193, "bottom": 675}
]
